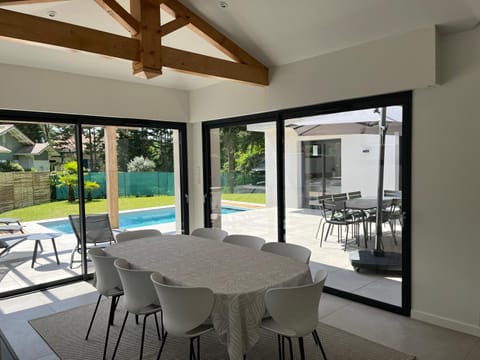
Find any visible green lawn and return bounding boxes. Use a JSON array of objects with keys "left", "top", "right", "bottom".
[
  {"left": 222, "top": 193, "right": 266, "bottom": 204},
  {"left": 0, "top": 193, "right": 265, "bottom": 222},
  {"left": 0, "top": 196, "right": 175, "bottom": 222}
]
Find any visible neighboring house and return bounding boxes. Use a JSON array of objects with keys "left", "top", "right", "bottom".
[{"left": 0, "top": 124, "right": 58, "bottom": 172}]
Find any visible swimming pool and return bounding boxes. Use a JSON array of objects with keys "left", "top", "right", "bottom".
[{"left": 38, "top": 206, "right": 248, "bottom": 234}]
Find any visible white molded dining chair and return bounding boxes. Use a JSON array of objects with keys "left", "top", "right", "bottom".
[
  {"left": 116, "top": 229, "right": 162, "bottom": 242},
  {"left": 150, "top": 272, "right": 215, "bottom": 360},
  {"left": 112, "top": 259, "right": 163, "bottom": 360},
  {"left": 261, "top": 242, "right": 312, "bottom": 264},
  {"left": 261, "top": 270, "right": 328, "bottom": 360},
  {"left": 223, "top": 234, "right": 266, "bottom": 250},
  {"left": 87, "top": 248, "right": 124, "bottom": 360},
  {"left": 191, "top": 227, "right": 228, "bottom": 241}
]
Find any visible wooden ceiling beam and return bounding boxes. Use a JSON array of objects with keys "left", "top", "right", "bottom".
[
  {"left": 130, "top": 0, "right": 162, "bottom": 79},
  {"left": 163, "top": 46, "right": 268, "bottom": 85},
  {"left": 0, "top": 8, "right": 139, "bottom": 61},
  {"left": 161, "top": 16, "right": 189, "bottom": 36},
  {"left": 0, "top": 1, "right": 269, "bottom": 85},
  {"left": 0, "top": 0, "right": 68, "bottom": 4},
  {"left": 159, "top": 0, "right": 266, "bottom": 70},
  {"left": 95, "top": 0, "right": 139, "bottom": 35}
]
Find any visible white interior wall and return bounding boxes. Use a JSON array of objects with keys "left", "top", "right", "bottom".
[
  {"left": 0, "top": 64, "right": 189, "bottom": 121},
  {"left": 410, "top": 27, "right": 480, "bottom": 335}
]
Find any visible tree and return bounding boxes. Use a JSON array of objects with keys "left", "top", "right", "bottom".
[
  {"left": 57, "top": 161, "right": 78, "bottom": 203},
  {"left": 127, "top": 156, "right": 156, "bottom": 172},
  {"left": 84, "top": 180, "right": 100, "bottom": 201},
  {"left": 220, "top": 126, "right": 265, "bottom": 191},
  {"left": 0, "top": 161, "right": 24, "bottom": 172}
]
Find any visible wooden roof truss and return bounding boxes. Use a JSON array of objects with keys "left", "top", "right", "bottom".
[{"left": 0, "top": 0, "right": 269, "bottom": 85}]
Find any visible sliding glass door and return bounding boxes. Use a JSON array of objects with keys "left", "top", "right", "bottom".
[
  {"left": 204, "top": 119, "right": 278, "bottom": 242},
  {"left": 284, "top": 104, "right": 406, "bottom": 310},
  {"left": 203, "top": 92, "right": 411, "bottom": 315},
  {"left": 0, "top": 112, "right": 188, "bottom": 298}
]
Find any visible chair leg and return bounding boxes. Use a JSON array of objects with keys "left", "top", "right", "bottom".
[
  {"left": 156, "top": 331, "right": 168, "bottom": 360},
  {"left": 154, "top": 312, "right": 161, "bottom": 340},
  {"left": 286, "top": 337, "right": 293, "bottom": 360},
  {"left": 313, "top": 330, "right": 328, "bottom": 360},
  {"left": 189, "top": 337, "right": 194, "bottom": 360},
  {"left": 298, "top": 337, "right": 306, "bottom": 360},
  {"left": 276, "top": 335, "right": 282, "bottom": 360},
  {"left": 139, "top": 314, "right": 148, "bottom": 360},
  {"left": 103, "top": 300, "right": 116, "bottom": 360},
  {"left": 85, "top": 294, "right": 102, "bottom": 340},
  {"left": 69, "top": 248, "right": 77, "bottom": 268},
  {"left": 112, "top": 311, "right": 129, "bottom": 359},
  {"left": 197, "top": 336, "right": 201, "bottom": 360},
  {"left": 108, "top": 295, "right": 117, "bottom": 326}
]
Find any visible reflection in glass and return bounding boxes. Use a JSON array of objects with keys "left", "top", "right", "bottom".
[{"left": 284, "top": 106, "right": 403, "bottom": 307}]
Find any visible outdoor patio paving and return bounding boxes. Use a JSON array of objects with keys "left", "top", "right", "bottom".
[{"left": 0, "top": 205, "right": 402, "bottom": 306}]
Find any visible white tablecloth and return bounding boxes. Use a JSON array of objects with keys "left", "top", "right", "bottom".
[{"left": 106, "top": 234, "right": 312, "bottom": 360}]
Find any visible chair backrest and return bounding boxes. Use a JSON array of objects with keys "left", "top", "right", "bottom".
[
  {"left": 265, "top": 270, "right": 327, "bottom": 337},
  {"left": 69, "top": 214, "right": 115, "bottom": 245},
  {"left": 114, "top": 258, "right": 159, "bottom": 313},
  {"left": 331, "top": 193, "right": 348, "bottom": 201},
  {"left": 191, "top": 227, "right": 228, "bottom": 241},
  {"left": 88, "top": 248, "right": 123, "bottom": 296},
  {"left": 151, "top": 272, "right": 214, "bottom": 337},
  {"left": 116, "top": 229, "right": 162, "bottom": 242},
  {"left": 384, "top": 189, "right": 401, "bottom": 198},
  {"left": 261, "top": 242, "right": 311, "bottom": 264},
  {"left": 347, "top": 191, "right": 362, "bottom": 199},
  {"left": 223, "top": 234, "right": 266, "bottom": 250}
]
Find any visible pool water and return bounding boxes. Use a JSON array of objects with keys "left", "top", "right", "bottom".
[{"left": 38, "top": 206, "right": 247, "bottom": 234}]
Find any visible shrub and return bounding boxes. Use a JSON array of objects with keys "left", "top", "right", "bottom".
[{"left": 127, "top": 156, "right": 156, "bottom": 172}]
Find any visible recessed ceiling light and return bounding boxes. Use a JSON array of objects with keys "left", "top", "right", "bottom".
[
  {"left": 47, "top": 10, "right": 57, "bottom": 18},
  {"left": 218, "top": 1, "right": 228, "bottom": 9}
]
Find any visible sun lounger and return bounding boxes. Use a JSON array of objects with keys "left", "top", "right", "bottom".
[
  {"left": 0, "top": 233, "right": 29, "bottom": 256},
  {"left": 0, "top": 218, "right": 21, "bottom": 225},
  {"left": 0, "top": 225, "right": 24, "bottom": 233}
]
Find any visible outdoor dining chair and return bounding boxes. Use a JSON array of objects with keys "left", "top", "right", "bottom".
[
  {"left": 347, "top": 191, "right": 362, "bottom": 199},
  {"left": 318, "top": 199, "right": 363, "bottom": 251},
  {"left": 261, "top": 270, "right": 328, "bottom": 360},
  {"left": 68, "top": 214, "right": 117, "bottom": 268},
  {"left": 86, "top": 248, "right": 124, "bottom": 360},
  {"left": 150, "top": 272, "right": 215, "bottom": 360}
]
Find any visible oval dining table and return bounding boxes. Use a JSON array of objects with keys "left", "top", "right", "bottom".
[{"left": 105, "top": 234, "right": 312, "bottom": 360}]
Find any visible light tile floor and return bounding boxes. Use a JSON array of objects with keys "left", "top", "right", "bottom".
[{"left": 0, "top": 281, "right": 479, "bottom": 360}]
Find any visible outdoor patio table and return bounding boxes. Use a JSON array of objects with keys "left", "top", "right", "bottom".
[
  {"left": 105, "top": 234, "right": 312, "bottom": 360},
  {"left": 25, "top": 232, "right": 62, "bottom": 268},
  {"left": 345, "top": 197, "right": 399, "bottom": 246}
]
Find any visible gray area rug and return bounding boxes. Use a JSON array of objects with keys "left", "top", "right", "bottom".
[{"left": 30, "top": 301, "right": 416, "bottom": 360}]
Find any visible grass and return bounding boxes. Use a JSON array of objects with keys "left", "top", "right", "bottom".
[
  {"left": 0, "top": 193, "right": 265, "bottom": 222},
  {"left": 0, "top": 195, "right": 175, "bottom": 222},
  {"left": 222, "top": 193, "right": 265, "bottom": 204}
]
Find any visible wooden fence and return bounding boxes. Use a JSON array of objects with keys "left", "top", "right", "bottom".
[{"left": 0, "top": 172, "right": 50, "bottom": 213}]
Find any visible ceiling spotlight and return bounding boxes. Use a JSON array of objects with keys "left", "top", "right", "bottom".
[
  {"left": 47, "top": 10, "right": 57, "bottom": 18},
  {"left": 218, "top": 1, "right": 228, "bottom": 9}
]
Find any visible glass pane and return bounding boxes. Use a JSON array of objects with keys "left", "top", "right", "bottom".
[
  {"left": 208, "top": 122, "right": 277, "bottom": 241},
  {"left": 0, "top": 121, "right": 81, "bottom": 294},
  {"left": 285, "top": 106, "right": 403, "bottom": 307}
]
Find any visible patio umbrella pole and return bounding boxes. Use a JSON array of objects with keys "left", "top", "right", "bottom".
[{"left": 373, "top": 107, "right": 387, "bottom": 257}]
